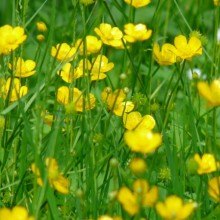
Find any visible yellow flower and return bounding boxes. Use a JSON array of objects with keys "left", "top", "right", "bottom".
[
  {"left": 153, "top": 43, "right": 177, "bottom": 65},
  {"left": 94, "top": 23, "right": 124, "bottom": 48},
  {"left": 51, "top": 43, "right": 76, "bottom": 62},
  {"left": 57, "top": 86, "right": 96, "bottom": 112},
  {"left": 124, "top": 0, "right": 151, "bottom": 8},
  {"left": 80, "top": 0, "right": 94, "bottom": 5},
  {"left": 208, "top": 176, "right": 220, "bottom": 202},
  {"left": 124, "top": 23, "right": 152, "bottom": 43},
  {"left": 1, "top": 78, "right": 28, "bottom": 102},
  {"left": 0, "top": 25, "right": 27, "bottom": 54},
  {"left": 156, "top": 195, "right": 196, "bottom": 220},
  {"left": 0, "top": 206, "right": 34, "bottom": 220},
  {"left": 123, "top": 111, "right": 155, "bottom": 130},
  {"left": 118, "top": 179, "right": 158, "bottom": 215},
  {"left": 98, "top": 215, "right": 122, "bottom": 220},
  {"left": 75, "top": 35, "right": 102, "bottom": 55},
  {"left": 101, "top": 87, "right": 134, "bottom": 116},
  {"left": 214, "top": 0, "right": 220, "bottom": 6},
  {"left": 129, "top": 158, "right": 147, "bottom": 174},
  {"left": 194, "top": 153, "right": 218, "bottom": 175},
  {"left": 8, "top": 57, "right": 36, "bottom": 78},
  {"left": 197, "top": 80, "right": 220, "bottom": 107},
  {"left": 36, "top": 34, "right": 45, "bottom": 42},
  {"left": 31, "top": 158, "right": 70, "bottom": 194},
  {"left": 36, "top": 21, "right": 47, "bottom": 32}
]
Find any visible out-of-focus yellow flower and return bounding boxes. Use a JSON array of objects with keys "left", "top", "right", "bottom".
[
  {"left": 51, "top": 43, "right": 76, "bottom": 62},
  {"left": 153, "top": 43, "right": 177, "bottom": 65},
  {"left": 36, "top": 21, "right": 47, "bottom": 32},
  {"left": 124, "top": 23, "right": 152, "bottom": 43},
  {"left": 0, "top": 206, "right": 34, "bottom": 220},
  {"left": 208, "top": 176, "right": 220, "bottom": 202},
  {"left": 123, "top": 111, "right": 155, "bottom": 130},
  {"left": 75, "top": 35, "right": 102, "bottom": 55},
  {"left": 94, "top": 23, "right": 124, "bottom": 48},
  {"left": 101, "top": 87, "right": 134, "bottom": 116},
  {"left": 8, "top": 57, "right": 36, "bottom": 78},
  {"left": 124, "top": 0, "right": 151, "bottom": 8},
  {"left": 80, "top": 0, "right": 94, "bottom": 5},
  {"left": 1, "top": 78, "right": 28, "bottom": 102},
  {"left": 214, "top": 0, "right": 220, "bottom": 6},
  {"left": 31, "top": 157, "right": 70, "bottom": 194},
  {"left": 156, "top": 195, "right": 196, "bottom": 220},
  {"left": 36, "top": 34, "right": 45, "bottom": 42},
  {"left": 197, "top": 80, "right": 220, "bottom": 107},
  {"left": 129, "top": 158, "right": 147, "bottom": 174},
  {"left": 118, "top": 179, "right": 158, "bottom": 215},
  {"left": 0, "top": 25, "right": 27, "bottom": 54},
  {"left": 98, "top": 215, "right": 122, "bottom": 220},
  {"left": 194, "top": 153, "right": 219, "bottom": 175},
  {"left": 57, "top": 86, "right": 96, "bottom": 112}
]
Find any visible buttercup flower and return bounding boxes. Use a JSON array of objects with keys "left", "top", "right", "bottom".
[
  {"left": 101, "top": 87, "right": 134, "bottom": 116},
  {"left": 0, "top": 206, "right": 34, "bottom": 220},
  {"left": 194, "top": 153, "right": 219, "bottom": 175},
  {"left": 75, "top": 35, "right": 102, "bottom": 55},
  {"left": 31, "top": 157, "right": 70, "bottom": 194},
  {"left": 124, "top": 23, "right": 152, "bottom": 43},
  {"left": 208, "top": 176, "right": 220, "bottom": 202},
  {"left": 117, "top": 179, "right": 158, "bottom": 215},
  {"left": 36, "top": 21, "right": 47, "bottom": 32},
  {"left": 98, "top": 215, "right": 122, "bottom": 220},
  {"left": 8, "top": 57, "right": 36, "bottom": 78},
  {"left": 153, "top": 43, "right": 177, "bottom": 65},
  {"left": 197, "top": 79, "right": 220, "bottom": 107},
  {"left": 51, "top": 43, "right": 76, "bottom": 62},
  {"left": 124, "top": 0, "right": 151, "bottom": 8},
  {"left": 94, "top": 23, "right": 124, "bottom": 48},
  {"left": 57, "top": 86, "right": 96, "bottom": 112},
  {"left": 0, "top": 25, "right": 27, "bottom": 54},
  {"left": 36, "top": 34, "right": 45, "bottom": 42},
  {"left": 129, "top": 158, "right": 147, "bottom": 174},
  {"left": 156, "top": 195, "right": 196, "bottom": 220}
]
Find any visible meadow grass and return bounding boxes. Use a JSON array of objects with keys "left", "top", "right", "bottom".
[{"left": 0, "top": 0, "right": 220, "bottom": 219}]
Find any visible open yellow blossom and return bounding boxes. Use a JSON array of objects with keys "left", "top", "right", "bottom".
[
  {"left": 0, "top": 25, "right": 27, "bottom": 54},
  {"left": 8, "top": 57, "right": 36, "bottom": 78},
  {"left": 197, "top": 80, "right": 220, "bottom": 107},
  {"left": 124, "top": 23, "right": 152, "bottom": 43},
  {"left": 124, "top": 0, "right": 151, "bottom": 8},
  {"left": 118, "top": 179, "right": 158, "bottom": 215},
  {"left": 153, "top": 43, "right": 177, "bottom": 65},
  {"left": 36, "top": 21, "right": 47, "bottom": 32},
  {"left": 194, "top": 153, "right": 219, "bottom": 175},
  {"left": 1, "top": 78, "right": 28, "bottom": 102},
  {"left": 75, "top": 35, "right": 102, "bottom": 55},
  {"left": 129, "top": 158, "right": 147, "bottom": 174},
  {"left": 101, "top": 87, "right": 134, "bottom": 116},
  {"left": 94, "top": 23, "right": 124, "bottom": 48},
  {"left": 156, "top": 195, "right": 196, "bottom": 220},
  {"left": 31, "top": 157, "right": 70, "bottom": 194},
  {"left": 51, "top": 43, "right": 76, "bottom": 62},
  {"left": 0, "top": 206, "right": 34, "bottom": 220},
  {"left": 123, "top": 111, "right": 155, "bottom": 130},
  {"left": 57, "top": 86, "right": 96, "bottom": 112},
  {"left": 208, "top": 176, "right": 220, "bottom": 202}
]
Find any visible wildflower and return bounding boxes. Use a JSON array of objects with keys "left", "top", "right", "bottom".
[
  {"left": 117, "top": 179, "right": 158, "bottom": 215},
  {"left": 193, "top": 153, "right": 219, "bottom": 175},
  {"left": 0, "top": 206, "right": 34, "bottom": 220},
  {"left": 0, "top": 25, "right": 27, "bottom": 54},
  {"left": 123, "top": 111, "right": 155, "bottom": 130},
  {"left": 8, "top": 57, "right": 36, "bottom": 78},
  {"left": 208, "top": 176, "right": 220, "bottom": 202},
  {"left": 156, "top": 195, "right": 196, "bottom": 220},
  {"left": 186, "top": 68, "right": 202, "bottom": 80},
  {"left": 80, "top": 0, "right": 94, "bottom": 5},
  {"left": 153, "top": 43, "right": 177, "bottom": 65},
  {"left": 129, "top": 158, "right": 147, "bottom": 174},
  {"left": 36, "top": 34, "right": 45, "bottom": 42},
  {"left": 51, "top": 43, "right": 76, "bottom": 62},
  {"left": 75, "top": 35, "right": 102, "bottom": 55},
  {"left": 124, "top": 23, "right": 152, "bottom": 43},
  {"left": 36, "top": 21, "right": 47, "bottom": 32},
  {"left": 31, "top": 157, "right": 70, "bottom": 194},
  {"left": 98, "top": 215, "right": 122, "bottom": 220},
  {"left": 101, "top": 87, "right": 134, "bottom": 116},
  {"left": 57, "top": 86, "right": 96, "bottom": 112},
  {"left": 214, "top": 0, "right": 220, "bottom": 6},
  {"left": 94, "top": 23, "right": 124, "bottom": 48},
  {"left": 197, "top": 79, "right": 220, "bottom": 107},
  {"left": 124, "top": 0, "right": 151, "bottom": 8},
  {"left": 1, "top": 78, "right": 28, "bottom": 102}
]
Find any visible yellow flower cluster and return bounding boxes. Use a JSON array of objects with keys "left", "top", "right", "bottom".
[{"left": 36, "top": 21, "right": 47, "bottom": 42}]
